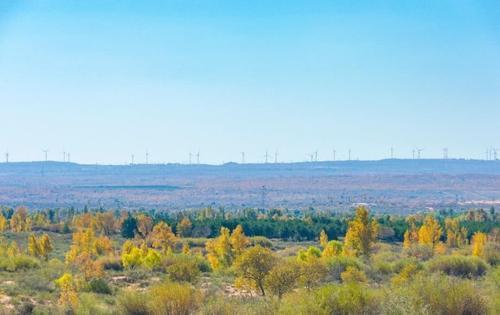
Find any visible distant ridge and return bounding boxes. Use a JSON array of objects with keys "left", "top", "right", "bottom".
[{"left": 0, "top": 159, "right": 499, "bottom": 175}]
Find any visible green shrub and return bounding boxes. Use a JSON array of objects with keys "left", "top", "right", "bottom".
[
  {"left": 324, "top": 255, "right": 364, "bottom": 281},
  {"left": 166, "top": 255, "right": 200, "bottom": 283},
  {"left": 390, "top": 273, "right": 488, "bottom": 315},
  {"left": 279, "top": 283, "right": 380, "bottom": 315},
  {"left": 250, "top": 236, "right": 273, "bottom": 248},
  {"left": 427, "top": 255, "right": 488, "bottom": 278},
  {"left": 201, "top": 296, "right": 277, "bottom": 315},
  {"left": 88, "top": 278, "right": 112, "bottom": 295},
  {"left": 405, "top": 244, "right": 434, "bottom": 261},
  {"left": 98, "top": 255, "right": 123, "bottom": 271},
  {"left": 0, "top": 255, "right": 40, "bottom": 272},
  {"left": 391, "top": 257, "right": 422, "bottom": 274},
  {"left": 147, "top": 281, "right": 201, "bottom": 315},
  {"left": 116, "top": 290, "right": 149, "bottom": 315}
]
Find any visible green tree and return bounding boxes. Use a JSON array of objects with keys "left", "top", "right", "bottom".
[
  {"left": 234, "top": 245, "right": 277, "bottom": 296},
  {"left": 121, "top": 213, "right": 138, "bottom": 238}
]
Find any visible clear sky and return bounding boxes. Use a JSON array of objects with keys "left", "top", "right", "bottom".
[{"left": 0, "top": 0, "right": 499, "bottom": 164}]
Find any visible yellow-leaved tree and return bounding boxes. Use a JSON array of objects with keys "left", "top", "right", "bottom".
[
  {"left": 471, "top": 232, "right": 487, "bottom": 258},
  {"left": 0, "top": 213, "right": 8, "bottom": 232},
  {"left": 176, "top": 217, "right": 193, "bottom": 237},
  {"left": 27, "top": 234, "right": 40, "bottom": 257},
  {"left": 418, "top": 215, "right": 442, "bottom": 249},
  {"left": 229, "top": 224, "right": 249, "bottom": 257},
  {"left": 403, "top": 215, "right": 419, "bottom": 249},
  {"left": 342, "top": 206, "right": 378, "bottom": 257},
  {"left": 234, "top": 245, "right": 277, "bottom": 296},
  {"left": 206, "top": 227, "right": 232, "bottom": 269},
  {"left": 319, "top": 229, "right": 328, "bottom": 248},
  {"left": 149, "top": 222, "right": 177, "bottom": 254},
  {"left": 445, "top": 217, "right": 467, "bottom": 248},
  {"left": 55, "top": 273, "right": 78, "bottom": 311},
  {"left": 10, "top": 207, "right": 30, "bottom": 232},
  {"left": 136, "top": 214, "right": 153, "bottom": 238},
  {"left": 39, "top": 234, "right": 53, "bottom": 260},
  {"left": 206, "top": 225, "right": 249, "bottom": 270}
]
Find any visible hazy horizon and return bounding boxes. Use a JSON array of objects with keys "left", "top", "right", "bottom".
[{"left": 1, "top": 1, "right": 499, "bottom": 164}]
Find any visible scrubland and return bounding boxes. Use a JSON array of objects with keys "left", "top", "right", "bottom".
[{"left": 0, "top": 205, "right": 498, "bottom": 314}]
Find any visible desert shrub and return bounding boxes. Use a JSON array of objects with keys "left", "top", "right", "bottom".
[
  {"left": 18, "top": 273, "right": 53, "bottom": 292},
  {"left": 391, "top": 262, "right": 423, "bottom": 285},
  {"left": 324, "top": 255, "right": 364, "bottom": 281},
  {"left": 340, "top": 266, "right": 368, "bottom": 283},
  {"left": 147, "top": 282, "right": 201, "bottom": 315},
  {"left": 250, "top": 236, "right": 273, "bottom": 248},
  {"left": 77, "top": 292, "right": 111, "bottom": 315},
  {"left": 166, "top": 255, "right": 201, "bottom": 283},
  {"left": 427, "top": 255, "right": 488, "bottom": 278},
  {"left": 15, "top": 299, "right": 35, "bottom": 315},
  {"left": 371, "top": 251, "right": 400, "bottom": 276},
  {"left": 391, "top": 257, "right": 422, "bottom": 274},
  {"left": 405, "top": 244, "right": 434, "bottom": 261},
  {"left": 484, "top": 243, "right": 500, "bottom": 266},
  {"left": 278, "top": 290, "right": 324, "bottom": 315},
  {"left": 124, "top": 269, "right": 149, "bottom": 282},
  {"left": 116, "top": 290, "right": 150, "bottom": 315},
  {"left": 201, "top": 296, "right": 277, "bottom": 315},
  {"left": 194, "top": 255, "right": 211, "bottom": 273},
  {"left": 98, "top": 255, "right": 123, "bottom": 271},
  {"left": 279, "top": 283, "right": 380, "bottom": 315},
  {"left": 87, "top": 278, "right": 112, "bottom": 295},
  {"left": 316, "top": 283, "right": 380, "bottom": 314},
  {"left": 0, "top": 255, "right": 40, "bottom": 272},
  {"left": 391, "top": 273, "right": 488, "bottom": 315},
  {"left": 184, "top": 238, "right": 209, "bottom": 248}
]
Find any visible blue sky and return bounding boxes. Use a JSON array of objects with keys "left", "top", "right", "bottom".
[{"left": 0, "top": 0, "right": 499, "bottom": 164}]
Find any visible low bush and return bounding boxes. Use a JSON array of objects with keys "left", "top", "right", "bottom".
[
  {"left": 405, "top": 245, "right": 434, "bottom": 261},
  {"left": 427, "top": 255, "right": 488, "bottom": 278},
  {"left": 279, "top": 283, "right": 380, "bottom": 315},
  {"left": 391, "top": 273, "right": 488, "bottom": 315},
  {"left": 201, "top": 296, "right": 277, "bottom": 315},
  {"left": 98, "top": 255, "right": 123, "bottom": 271},
  {"left": 87, "top": 278, "right": 112, "bottom": 295},
  {"left": 147, "top": 281, "right": 201, "bottom": 315},
  {"left": 165, "top": 255, "right": 201, "bottom": 283},
  {"left": 0, "top": 255, "right": 40, "bottom": 272},
  {"left": 116, "top": 290, "right": 149, "bottom": 315},
  {"left": 250, "top": 236, "right": 273, "bottom": 248},
  {"left": 324, "top": 255, "right": 364, "bottom": 281}
]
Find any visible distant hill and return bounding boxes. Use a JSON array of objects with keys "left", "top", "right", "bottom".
[{"left": 0, "top": 159, "right": 498, "bottom": 212}]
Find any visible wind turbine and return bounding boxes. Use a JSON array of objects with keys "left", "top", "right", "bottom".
[
  {"left": 42, "top": 149, "right": 48, "bottom": 162},
  {"left": 442, "top": 148, "right": 448, "bottom": 159},
  {"left": 196, "top": 151, "right": 200, "bottom": 164},
  {"left": 264, "top": 150, "right": 269, "bottom": 164},
  {"left": 348, "top": 149, "right": 351, "bottom": 161},
  {"left": 333, "top": 149, "right": 336, "bottom": 161},
  {"left": 146, "top": 151, "right": 149, "bottom": 164},
  {"left": 417, "top": 148, "right": 424, "bottom": 159},
  {"left": 241, "top": 152, "right": 245, "bottom": 164},
  {"left": 5, "top": 151, "right": 8, "bottom": 163},
  {"left": 274, "top": 151, "right": 278, "bottom": 163}
]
